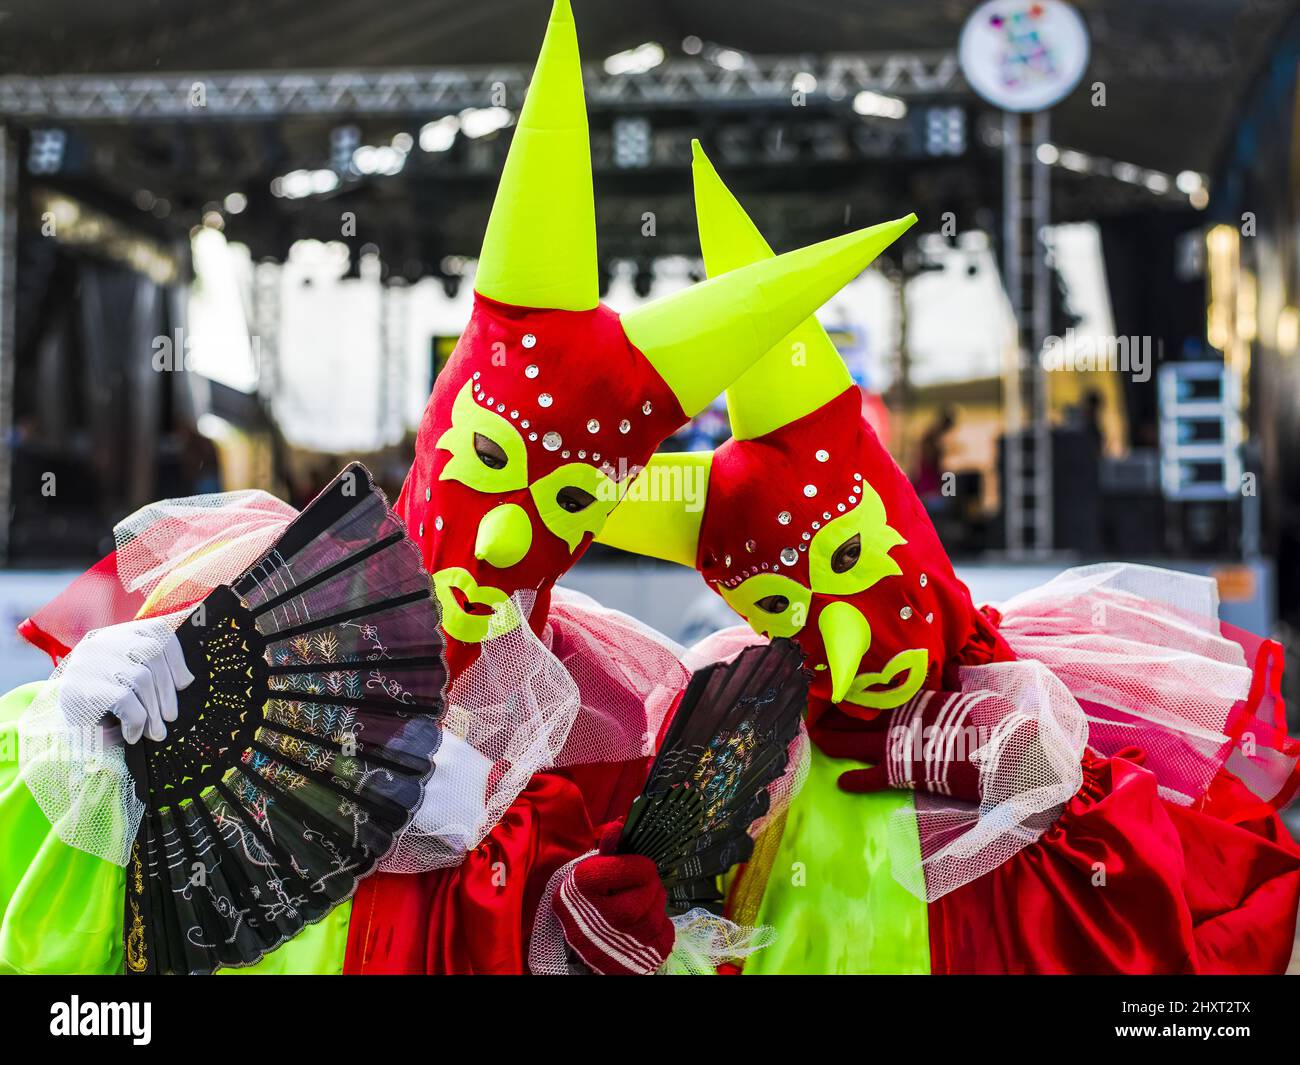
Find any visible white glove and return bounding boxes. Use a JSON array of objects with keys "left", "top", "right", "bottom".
[
  {"left": 60, "top": 622, "right": 196, "bottom": 745},
  {"left": 410, "top": 731, "right": 492, "bottom": 852}
]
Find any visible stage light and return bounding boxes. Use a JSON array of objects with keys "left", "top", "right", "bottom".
[
  {"left": 330, "top": 125, "right": 360, "bottom": 172},
  {"left": 27, "top": 128, "right": 66, "bottom": 174},
  {"left": 604, "top": 42, "right": 664, "bottom": 76},
  {"left": 1277, "top": 307, "right": 1299, "bottom": 354},
  {"left": 420, "top": 116, "right": 459, "bottom": 152},
  {"left": 612, "top": 117, "right": 652, "bottom": 169},
  {"left": 925, "top": 106, "right": 965, "bottom": 155},
  {"left": 353, "top": 145, "right": 405, "bottom": 176},
  {"left": 223, "top": 192, "right": 247, "bottom": 214},
  {"left": 1058, "top": 149, "right": 1089, "bottom": 172},
  {"left": 1175, "top": 170, "right": 1204, "bottom": 194},
  {"left": 272, "top": 169, "right": 340, "bottom": 199},
  {"left": 853, "top": 91, "right": 907, "bottom": 119},
  {"left": 712, "top": 48, "right": 746, "bottom": 71},
  {"left": 1112, "top": 161, "right": 1142, "bottom": 184},
  {"left": 459, "top": 107, "right": 513, "bottom": 139}
]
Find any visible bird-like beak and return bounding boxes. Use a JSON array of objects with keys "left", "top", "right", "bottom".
[{"left": 818, "top": 600, "right": 873, "bottom": 705}]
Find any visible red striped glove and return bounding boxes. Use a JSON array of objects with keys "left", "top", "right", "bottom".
[
  {"left": 555, "top": 822, "right": 675, "bottom": 976},
  {"left": 827, "top": 689, "right": 1003, "bottom": 802}
]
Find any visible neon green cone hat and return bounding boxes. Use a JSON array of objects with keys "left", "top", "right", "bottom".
[{"left": 598, "top": 141, "right": 915, "bottom": 559}]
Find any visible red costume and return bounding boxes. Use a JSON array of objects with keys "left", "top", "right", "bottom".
[
  {"left": 12, "top": 0, "right": 914, "bottom": 975},
  {"left": 598, "top": 143, "right": 1300, "bottom": 973}
]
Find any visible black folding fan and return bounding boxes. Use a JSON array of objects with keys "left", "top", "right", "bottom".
[
  {"left": 122, "top": 462, "right": 447, "bottom": 975},
  {"left": 617, "top": 638, "right": 808, "bottom": 915}
]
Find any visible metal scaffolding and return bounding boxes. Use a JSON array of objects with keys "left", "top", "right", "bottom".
[
  {"left": 0, "top": 52, "right": 963, "bottom": 120},
  {"left": 1001, "top": 111, "right": 1053, "bottom": 558}
]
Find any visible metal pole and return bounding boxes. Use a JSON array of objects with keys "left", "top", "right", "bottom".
[
  {"left": 888, "top": 264, "right": 911, "bottom": 470},
  {"left": 1001, "top": 109, "right": 1053, "bottom": 557},
  {"left": 377, "top": 281, "right": 410, "bottom": 447},
  {"left": 1031, "top": 109, "right": 1053, "bottom": 556},
  {"left": 1002, "top": 111, "right": 1023, "bottom": 555},
  {"left": 252, "top": 259, "right": 281, "bottom": 401},
  {"left": 0, "top": 125, "right": 17, "bottom": 562}
]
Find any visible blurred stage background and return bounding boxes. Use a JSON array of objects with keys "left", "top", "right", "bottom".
[{"left": 0, "top": 0, "right": 1298, "bottom": 791}]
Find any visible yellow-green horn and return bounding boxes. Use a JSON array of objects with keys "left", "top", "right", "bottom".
[
  {"left": 623, "top": 181, "right": 916, "bottom": 417},
  {"left": 692, "top": 140, "right": 915, "bottom": 438},
  {"left": 594, "top": 452, "right": 713, "bottom": 567},
  {"left": 474, "top": 0, "right": 598, "bottom": 311}
]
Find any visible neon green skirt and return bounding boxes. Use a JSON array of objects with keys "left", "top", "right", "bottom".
[{"left": 741, "top": 747, "right": 931, "bottom": 974}]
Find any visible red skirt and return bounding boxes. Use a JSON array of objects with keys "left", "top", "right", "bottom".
[
  {"left": 929, "top": 752, "right": 1300, "bottom": 973},
  {"left": 808, "top": 565, "right": 1300, "bottom": 974},
  {"left": 928, "top": 572, "right": 1300, "bottom": 974},
  {"left": 342, "top": 755, "right": 650, "bottom": 974}
]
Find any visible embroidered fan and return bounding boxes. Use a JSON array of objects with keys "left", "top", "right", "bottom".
[
  {"left": 122, "top": 463, "right": 447, "bottom": 975},
  {"left": 617, "top": 638, "right": 808, "bottom": 915}
]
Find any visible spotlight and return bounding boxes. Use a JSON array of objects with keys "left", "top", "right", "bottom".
[
  {"left": 791, "top": 72, "right": 818, "bottom": 94},
  {"left": 27, "top": 128, "right": 66, "bottom": 175},
  {"left": 420, "top": 116, "right": 460, "bottom": 153},
  {"left": 924, "top": 107, "right": 965, "bottom": 156},
  {"left": 272, "top": 169, "right": 340, "bottom": 199},
  {"left": 853, "top": 91, "right": 907, "bottom": 119},
  {"left": 459, "top": 107, "right": 513, "bottom": 139},
  {"left": 612, "top": 117, "right": 652, "bottom": 169},
  {"left": 604, "top": 42, "right": 665, "bottom": 76},
  {"left": 711, "top": 48, "right": 746, "bottom": 71},
  {"left": 330, "top": 125, "right": 360, "bottom": 172}
]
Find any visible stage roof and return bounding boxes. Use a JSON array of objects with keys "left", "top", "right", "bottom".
[
  {"left": 2, "top": 0, "right": 1291, "bottom": 270},
  {"left": 3, "top": 0, "right": 1288, "bottom": 172}
]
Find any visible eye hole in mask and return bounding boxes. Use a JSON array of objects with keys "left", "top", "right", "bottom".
[
  {"left": 529, "top": 462, "right": 621, "bottom": 553},
  {"left": 555, "top": 485, "right": 597, "bottom": 514},
  {"left": 831, "top": 532, "right": 861, "bottom": 574},
  {"left": 808, "top": 484, "right": 906, "bottom": 595},
  {"left": 436, "top": 381, "right": 528, "bottom": 492},
  {"left": 718, "top": 573, "right": 811, "bottom": 640},
  {"left": 474, "top": 432, "right": 509, "bottom": 470}
]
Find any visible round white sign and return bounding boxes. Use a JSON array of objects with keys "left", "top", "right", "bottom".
[{"left": 958, "top": 0, "right": 1091, "bottom": 112}]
